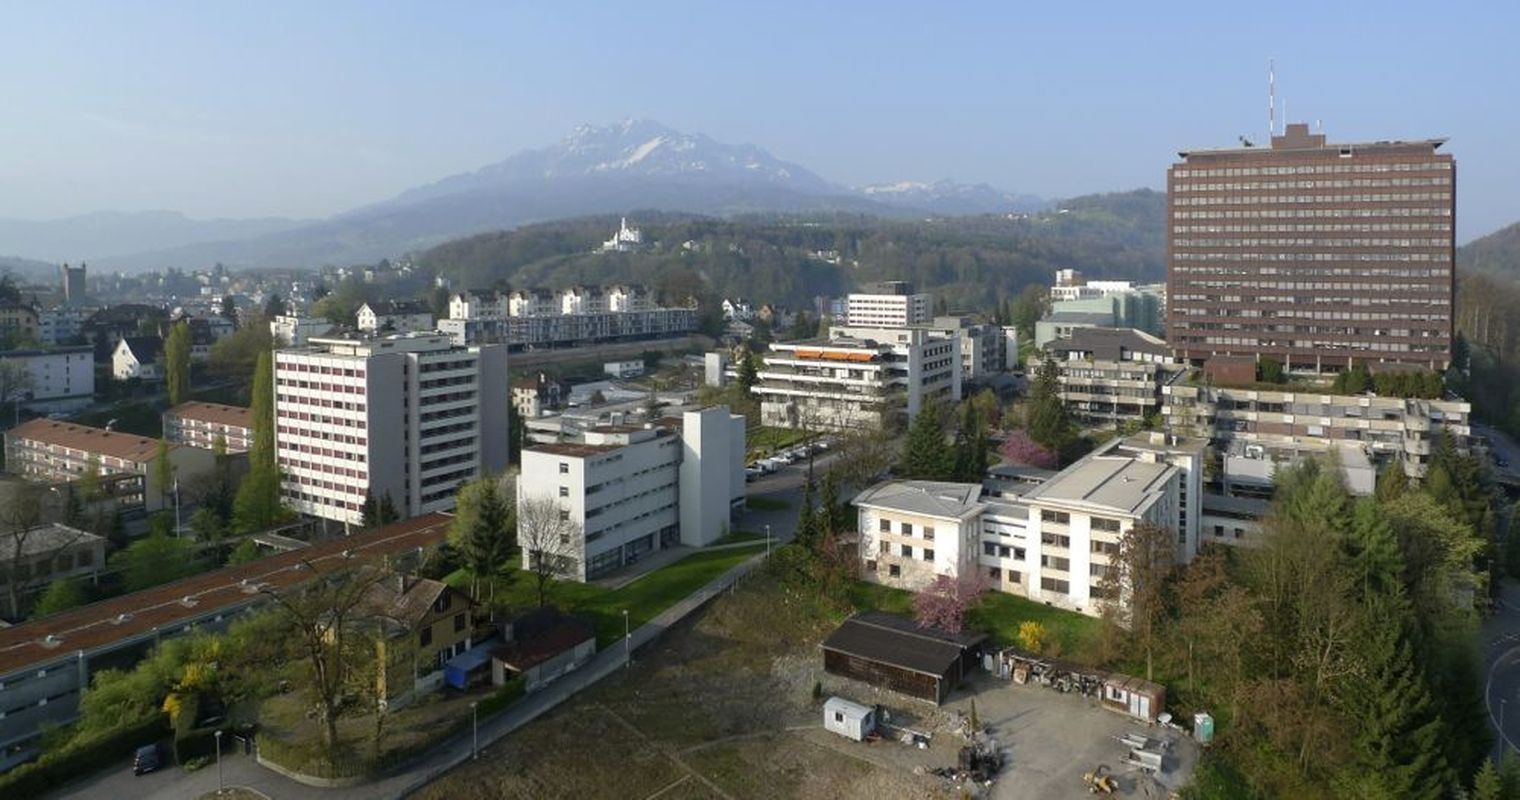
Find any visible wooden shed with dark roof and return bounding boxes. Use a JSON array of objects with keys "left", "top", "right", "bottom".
[{"left": 821, "top": 611, "right": 988, "bottom": 704}]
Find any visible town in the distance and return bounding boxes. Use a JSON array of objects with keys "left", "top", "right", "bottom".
[{"left": 0, "top": 119, "right": 1514, "bottom": 800}]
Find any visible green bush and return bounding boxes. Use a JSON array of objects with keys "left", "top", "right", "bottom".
[
  {"left": 477, "top": 676, "right": 527, "bottom": 717},
  {"left": 0, "top": 713, "right": 168, "bottom": 797}
]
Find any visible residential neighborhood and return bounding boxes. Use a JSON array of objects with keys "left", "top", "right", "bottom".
[{"left": 2, "top": 10, "right": 1518, "bottom": 799}]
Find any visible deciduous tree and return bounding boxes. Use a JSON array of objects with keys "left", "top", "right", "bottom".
[{"left": 516, "top": 495, "right": 578, "bottom": 607}]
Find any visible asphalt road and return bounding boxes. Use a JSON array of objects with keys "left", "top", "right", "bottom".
[
  {"left": 1477, "top": 423, "right": 1520, "bottom": 483},
  {"left": 1486, "top": 583, "right": 1520, "bottom": 760}
]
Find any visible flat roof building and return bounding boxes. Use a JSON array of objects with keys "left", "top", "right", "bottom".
[
  {"left": 3, "top": 419, "right": 216, "bottom": 514},
  {"left": 274, "top": 333, "right": 508, "bottom": 525},
  {"left": 1167, "top": 123, "right": 1455, "bottom": 372}
]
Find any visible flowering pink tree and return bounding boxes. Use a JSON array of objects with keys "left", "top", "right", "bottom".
[
  {"left": 913, "top": 571, "right": 991, "bottom": 634},
  {"left": 999, "top": 430, "right": 1058, "bottom": 469}
]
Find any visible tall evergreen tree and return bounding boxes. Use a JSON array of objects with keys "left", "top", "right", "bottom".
[
  {"left": 1346, "top": 498, "right": 1404, "bottom": 600},
  {"left": 1472, "top": 759, "right": 1502, "bottom": 800},
  {"left": 1341, "top": 620, "right": 1454, "bottom": 800},
  {"left": 450, "top": 476, "right": 516, "bottom": 600},
  {"left": 1375, "top": 461, "right": 1410, "bottom": 503},
  {"left": 1026, "top": 354, "right": 1071, "bottom": 452},
  {"left": 233, "top": 350, "right": 281, "bottom": 532},
  {"left": 901, "top": 401, "right": 951, "bottom": 479}
]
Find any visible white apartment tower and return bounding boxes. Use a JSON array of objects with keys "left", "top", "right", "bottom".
[
  {"left": 845, "top": 282, "right": 933, "bottom": 328},
  {"left": 274, "top": 333, "right": 509, "bottom": 525}
]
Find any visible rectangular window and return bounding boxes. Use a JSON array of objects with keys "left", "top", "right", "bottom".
[
  {"left": 1091, "top": 517, "right": 1121, "bottom": 533},
  {"left": 900, "top": 544, "right": 913, "bottom": 558},
  {"left": 1040, "top": 577, "right": 1071, "bottom": 593},
  {"left": 420, "top": 626, "right": 433, "bottom": 647},
  {"left": 559, "top": 462, "right": 569, "bottom": 474},
  {"left": 889, "top": 564, "right": 901, "bottom": 577},
  {"left": 558, "top": 486, "right": 569, "bottom": 497},
  {"left": 923, "top": 549, "right": 934, "bottom": 561},
  {"left": 923, "top": 526, "right": 935, "bottom": 540},
  {"left": 1040, "top": 509, "right": 1070, "bottom": 525},
  {"left": 879, "top": 518, "right": 890, "bottom": 533},
  {"left": 454, "top": 613, "right": 465, "bottom": 633},
  {"left": 901, "top": 522, "right": 913, "bottom": 537}
]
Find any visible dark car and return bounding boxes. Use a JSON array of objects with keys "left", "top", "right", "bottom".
[{"left": 132, "top": 743, "right": 162, "bottom": 776}]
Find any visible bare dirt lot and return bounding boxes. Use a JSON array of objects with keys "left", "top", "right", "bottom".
[{"left": 414, "top": 573, "right": 1197, "bottom": 800}]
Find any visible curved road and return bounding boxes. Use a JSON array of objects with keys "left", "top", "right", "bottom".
[{"left": 1486, "top": 583, "right": 1520, "bottom": 759}]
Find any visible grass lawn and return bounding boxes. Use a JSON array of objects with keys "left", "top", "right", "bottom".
[
  {"left": 744, "top": 497, "right": 790, "bottom": 512},
  {"left": 745, "top": 426, "right": 813, "bottom": 459},
  {"left": 847, "top": 580, "right": 1103, "bottom": 662},
  {"left": 449, "top": 543, "right": 768, "bottom": 647}
]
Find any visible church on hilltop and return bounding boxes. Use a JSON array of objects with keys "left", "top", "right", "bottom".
[{"left": 598, "top": 217, "right": 645, "bottom": 253}]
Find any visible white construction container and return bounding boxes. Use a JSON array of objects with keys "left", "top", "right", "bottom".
[{"left": 824, "top": 697, "right": 876, "bottom": 742}]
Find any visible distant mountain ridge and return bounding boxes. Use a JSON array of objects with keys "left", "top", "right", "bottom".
[
  {"left": 26, "top": 120, "right": 1054, "bottom": 271},
  {"left": 859, "top": 179, "right": 1047, "bottom": 214}
]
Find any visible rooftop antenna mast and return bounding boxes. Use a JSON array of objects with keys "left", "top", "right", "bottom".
[{"left": 1268, "top": 58, "right": 1276, "bottom": 137}]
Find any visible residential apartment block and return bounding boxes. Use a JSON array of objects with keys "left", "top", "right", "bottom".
[
  {"left": 163, "top": 401, "right": 253, "bottom": 453},
  {"left": 3, "top": 419, "right": 216, "bottom": 513},
  {"left": 0, "top": 346, "right": 94, "bottom": 413},
  {"left": 0, "top": 303, "right": 39, "bottom": 345},
  {"left": 1167, "top": 123, "right": 1455, "bottom": 372},
  {"left": 855, "top": 433, "right": 1204, "bottom": 618},
  {"left": 516, "top": 407, "right": 745, "bottom": 582},
  {"left": 1161, "top": 382, "right": 1470, "bottom": 479},
  {"left": 441, "top": 285, "right": 693, "bottom": 349},
  {"left": 845, "top": 282, "right": 933, "bottom": 327},
  {"left": 273, "top": 333, "right": 508, "bottom": 525},
  {"left": 1045, "top": 328, "right": 1181, "bottom": 426},
  {"left": 757, "top": 328, "right": 960, "bottom": 432}
]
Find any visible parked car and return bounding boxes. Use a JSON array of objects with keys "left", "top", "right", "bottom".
[
  {"left": 745, "top": 467, "right": 763, "bottom": 481},
  {"left": 133, "top": 743, "right": 162, "bottom": 776}
]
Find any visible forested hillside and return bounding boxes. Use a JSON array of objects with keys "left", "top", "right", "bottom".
[
  {"left": 414, "top": 190, "right": 1165, "bottom": 311},
  {"left": 1458, "top": 220, "right": 1520, "bottom": 279}
]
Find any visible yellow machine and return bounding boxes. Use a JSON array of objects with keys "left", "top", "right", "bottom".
[{"left": 1082, "top": 764, "right": 1118, "bottom": 795}]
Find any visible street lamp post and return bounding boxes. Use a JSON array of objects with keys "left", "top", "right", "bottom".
[
  {"left": 1503, "top": 699, "right": 1509, "bottom": 747},
  {"left": 623, "top": 609, "right": 631, "bottom": 668},
  {"left": 470, "top": 701, "right": 479, "bottom": 760},
  {"left": 214, "top": 729, "right": 223, "bottom": 794},
  {"left": 765, "top": 524, "right": 771, "bottom": 559}
]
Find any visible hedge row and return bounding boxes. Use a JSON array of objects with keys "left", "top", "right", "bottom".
[{"left": 0, "top": 714, "right": 169, "bottom": 798}]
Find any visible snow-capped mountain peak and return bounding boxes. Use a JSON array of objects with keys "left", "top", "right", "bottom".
[{"left": 858, "top": 178, "right": 1047, "bottom": 214}]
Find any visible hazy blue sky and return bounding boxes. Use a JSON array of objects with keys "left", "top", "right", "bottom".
[{"left": 2, "top": 1, "right": 1516, "bottom": 239}]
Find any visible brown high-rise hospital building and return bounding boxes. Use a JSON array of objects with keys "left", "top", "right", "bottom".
[{"left": 1166, "top": 123, "right": 1454, "bottom": 372}]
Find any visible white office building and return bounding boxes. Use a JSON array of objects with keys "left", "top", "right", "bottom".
[
  {"left": 758, "top": 329, "right": 960, "bottom": 432},
  {"left": 517, "top": 407, "right": 745, "bottom": 581},
  {"left": 845, "top": 282, "right": 933, "bottom": 328},
  {"left": 273, "top": 333, "right": 509, "bottom": 525}
]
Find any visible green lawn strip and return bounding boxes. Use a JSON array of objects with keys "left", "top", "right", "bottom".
[
  {"left": 744, "top": 497, "right": 790, "bottom": 512},
  {"left": 581, "top": 545, "right": 766, "bottom": 646},
  {"left": 448, "top": 544, "right": 767, "bottom": 648},
  {"left": 847, "top": 580, "right": 1102, "bottom": 661}
]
